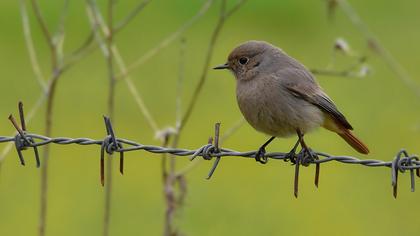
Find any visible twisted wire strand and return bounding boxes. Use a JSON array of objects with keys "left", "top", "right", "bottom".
[
  {"left": 1, "top": 133, "right": 419, "bottom": 169},
  {"left": 1, "top": 132, "right": 419, "bottom": 198}
]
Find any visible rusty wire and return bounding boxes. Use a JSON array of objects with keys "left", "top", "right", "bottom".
[{"left": 1, "top": 103, "right": 420, "bottom": 198}]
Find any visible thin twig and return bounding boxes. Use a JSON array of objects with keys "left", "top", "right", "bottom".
[
  {"left": 103, "top": 1, "right": 116, "bottom": 235},
  {"left": 161, "top": 38, "right": 188, "bottom": 236},
  {"left": 113, "top": 49, "right": 160, "bottom": 132},
  {"left": 115, "top": 0, "right": 214, "bottom": 79},
  {"left": 113, "top": 0, "right": 152, "bottom": 34},
  {"left": 30, "top": 0, "right": 54, "bottom": 50},
  {"left": 311, "top": 68, "right": 363, "bottom": 78},
  {"left": 156, "top": 0, "right": 231, "bottom": 230},
  {"left": 176, "top": 38, "right": 187, "bottom": 129},
  {"left": 61, "top": 31, "right": 97, "bottom": 72},
  {"left": 180, "top": 0, "right": 247, "bottom": 130},
  {"left": 85, "top": 1, "right": 116, "bottom": 235},
  {"left": 54, "top": 0, "right": 69, "bottom": 65},
  {"left": 29, "top": 1, "right": 63, "bottom": 235},
  {"left": 86, "top": 1, "right": 160, "bottom": 133},
  {"left": 19, "top": 0, "right": 47, "bottom": 91},
  {"left": 337, "top": 0, "right": 420, "bottom": 99},
  {"left": 161, "top": 134, "right": 176, "bottom": 236},
  {"left": 219, "top": 117, "right": 245, "bottom": 143},
  {"left": 3, "top": 1, "right": 95, "bottom": 166}
]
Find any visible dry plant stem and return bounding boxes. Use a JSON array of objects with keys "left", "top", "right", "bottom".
[
  {"left": 30, "top": 0, "right": 54, "bottom": 51},
  {"left": 19, "top": 0, "right": 46, "bottom": 91},
  {"left": 29, "top": 0, "right": 64, "bottom": 235},
  {"left": 115, "top": 0, "right": 214, "bottom": 79},
  {"left": 103, "top": 1, "right": 116, "bottom": 236},
  {"left": 3, "top": 0, "right": 95, "bottom": 165},
  {"left": 62, "top": 31, "right": 96, "bottom": 72},
  {"left": 86, "top": 0, "right": 160, "bottom": 133},
  {"left": 180, "top": 0, "right": 247, "bottom": 130},
  {"left": 161, "top": 135, "right": 176, "bottom": 236},
  {"left": 87, "top": 0, "right": 214, "bottom": 133},
  {"left": 113, "top": 0, "right": 152, "bottom": 34},
  {"left": 337, "top": 0, "right": 420, "bottom": 99},
  {"left": 64, "top": 0, "right": 152, "bottom": 71},
  {"left": 161, "top": 1, "right": 247, "bottom": 234},
  {"left": 160, "top": 0, "right": 231, "bottom": 231},
  {"left": 40, "top": 71, "right": 61, "bottom": 236},
  {"left": 162, "top": 38, "right": 187, "bottom": 236},
  {"left": 311, "top": 68, "right": 360, "bottom": 78},
  {"left": 112, "top": 49, "right": 160, "bottom": 132},
  {"left": 1, "top": 1, "right": 95, "bottom": 165},
  {"left": 176, "top": 38, "right": 186, "bottom": 127}
]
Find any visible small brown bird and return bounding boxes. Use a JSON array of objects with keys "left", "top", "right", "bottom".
[{"left": 214, "top": 40, "right": 369, "bottom": 164}]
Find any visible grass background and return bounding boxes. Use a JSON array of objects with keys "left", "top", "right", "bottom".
[{"left": 1, "top": 0, "right": 420, "bottom": 235}]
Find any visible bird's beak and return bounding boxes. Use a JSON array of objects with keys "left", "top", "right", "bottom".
[{"left": 213, "top": 63, "right": 229, "bottom": 70}]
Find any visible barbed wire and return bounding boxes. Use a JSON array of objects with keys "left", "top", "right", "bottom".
[{"left": 2, "top": 103, "right": 419, "bottom": 198}]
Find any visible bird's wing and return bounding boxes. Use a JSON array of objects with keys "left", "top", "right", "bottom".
[{"left": 278, "top": 68, "right": 353, "bottom": 130}]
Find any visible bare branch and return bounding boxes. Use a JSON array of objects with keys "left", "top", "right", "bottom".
[
  {"left": 161, "top": 38, "right": 188, "bottom": 236},
  {"left": 224, "top": 0, "right": 248, "bottom": 19},
  {"left": 176, "top": 38, "right": 187, "bottom": 128},
  {"left": 180, "top": 0, "right": 247, "bottom": 130},
  {"left": 113, "top": 0, "right": 152, "bottom": 34},
  {"left": 62, "top": 31, "right": 96, "bottom": 72},
  {"left": 27, "top": 1, "right": 65, "bottom": 235},
  {"left": 30, "top": 0, "right": 54, "bottom": 50},
  {"left": 219, "top": 117, "right": 245, "bottom": 143},
  {"left": 55, "top": 0, "right": 70, "bottom": 65},
  {"left": 19, "top": 0, "right": 47, "bottom": 91},
  {"left": 311, "top": 68, "right": 366, "bottom": 78},
  {"left": 311, "top": 56, "right": 369, "bottom": 78},
  {"left": 115, "top": 0, "right": 214, "bottom": 79},
  {"left": 337, "top": 0, "right": 420, "bottom": 99},
  {"left": 87, "top": 0, "right": 160, "bottom": 133}
]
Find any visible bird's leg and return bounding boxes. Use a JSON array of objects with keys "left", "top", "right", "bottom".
[
  {"left": 284, "top": 138, "right": 301, "bottom": 164},
  {"left": 255, "top": 136, "right": 275, "bottom": 164},
  {"left": 296, "top": 130, "right": 317, "bottom": 162}
]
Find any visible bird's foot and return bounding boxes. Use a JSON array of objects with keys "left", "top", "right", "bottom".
[
  {"left": 255, "top": 146, "right": 268, "bottom": 164},
  {"left": 284, "top": 149, "right": 297, "bottom": 164},
  {"left": 298, "top": 147, "right": 318, "bottom": 166}
]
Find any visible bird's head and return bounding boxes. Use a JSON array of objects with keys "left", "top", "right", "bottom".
[{"left": 213, "top": 40, "right": 276, "bottom": 81}]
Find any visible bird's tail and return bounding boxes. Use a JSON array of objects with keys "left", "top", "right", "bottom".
[{"left": 337, "top": 129, "right": 369, "bottom": 154}]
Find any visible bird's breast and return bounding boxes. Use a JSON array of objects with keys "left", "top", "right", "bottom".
[{"left": 236, "top": 78, "right": 324, "bottom": 137}]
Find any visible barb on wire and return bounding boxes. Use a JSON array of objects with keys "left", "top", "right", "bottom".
[
  {"left": 206, "top": 122, "right": 221, "bottom": 180},
  {"left": 8, "top": 102, "right": 40, "bottom": 167},
  {"left": 100, "top": 116, "right": 124, "bottom": 186}
]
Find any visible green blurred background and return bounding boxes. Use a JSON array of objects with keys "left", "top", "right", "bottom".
[{"left": 1, "top": 0, "right": 420, "bottom": 235}]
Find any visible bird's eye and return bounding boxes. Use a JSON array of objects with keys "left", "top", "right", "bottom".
[{"left": 238, "top": 57, "right": 249, "bottom": 65}]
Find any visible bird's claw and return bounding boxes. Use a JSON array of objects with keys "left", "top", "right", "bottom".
[
  {"left": 298, "top": 147, "right": 318, "bottom": 166},
  {"left": 284, "top": 150, "right": 297, "bottom": 164},
  {"left": 255, "top": 147, "right": 268, "bottom": 164}
]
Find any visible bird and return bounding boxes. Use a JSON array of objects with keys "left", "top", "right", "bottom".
[{"left": 213, "top": 40, "right": 369, "bottom": 164}]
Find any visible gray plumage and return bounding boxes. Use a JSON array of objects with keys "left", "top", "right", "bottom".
[{"left": 214, "top": 40, "right": 369, "bottom": 154}]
